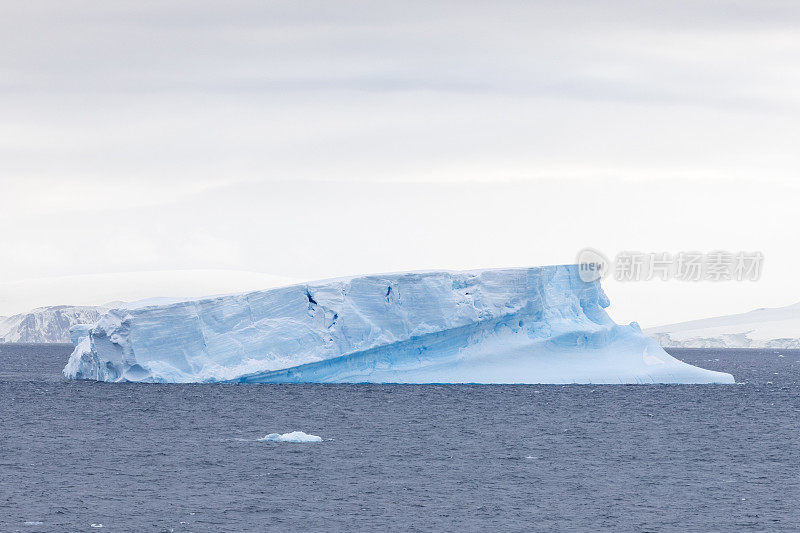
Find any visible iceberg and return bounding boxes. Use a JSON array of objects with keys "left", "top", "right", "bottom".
[
  {"left": 63, "top": 266, "right": 734, "bottom": 384},
  {"left": 259, "top": 431, "right": 323, "bottom": 443}
]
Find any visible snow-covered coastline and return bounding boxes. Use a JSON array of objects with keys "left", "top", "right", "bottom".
[
  {"left": 644, "top": 303, "right": 800, "bottom": 348},
  {"left": 645, "top": 303, "right": 800, "bottom": 349}
]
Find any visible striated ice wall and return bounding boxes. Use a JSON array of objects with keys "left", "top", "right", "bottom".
[{"left": 63, "top": 266, "right": 734, "bottom": 384}]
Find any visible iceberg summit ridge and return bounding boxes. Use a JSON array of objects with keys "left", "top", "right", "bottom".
[{"left": 63, "top": 265, "right": 734, "bottom": 384}]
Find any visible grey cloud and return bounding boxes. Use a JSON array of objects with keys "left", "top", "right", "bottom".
[{"left": 2, "top": 1, "right": 799, "bottom": 111}]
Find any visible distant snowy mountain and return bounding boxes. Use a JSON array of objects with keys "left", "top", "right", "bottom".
[
  {"left": 0, "top": 269, "right": 299, "bottom": 344},
  {"left": 0, "top": 270, "right": 299, "bottom": 317},
  {"left": 646, "top": 303, "right": 800, "bottom": 348},
  {"left": 0, "top": 305, "right": 108, "bottom": 343},
  {"left": 0, "top": 293, "right": 281, "bottom": 344}
]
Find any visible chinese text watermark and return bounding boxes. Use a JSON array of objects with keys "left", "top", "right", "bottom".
[{"left": 577, "top": 248, "right": 763, "bottom": 283}]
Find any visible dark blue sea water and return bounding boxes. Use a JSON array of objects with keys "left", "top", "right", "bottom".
[{"left": 1, "top": 345, "right": 799, "bottom": 532}]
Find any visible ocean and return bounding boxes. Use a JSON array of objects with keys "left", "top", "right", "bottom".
[{"left": 1, "top": 344, "right": 798, "bottom": 532}]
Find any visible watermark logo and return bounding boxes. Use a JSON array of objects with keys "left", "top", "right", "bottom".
[
  {"left": 577, "top": 247, "right": 610, "bottom": 282},
  {"left": 576, "top": 249, "right": 763, "bottom": 282}
]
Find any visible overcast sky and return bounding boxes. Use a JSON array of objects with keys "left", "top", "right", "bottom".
[{"left": 2, "top": 1, "right": 799, "bottom": 325}]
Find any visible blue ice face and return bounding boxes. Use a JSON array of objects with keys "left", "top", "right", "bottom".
[{"left": 64, "top": 266, "right": 733, "bottom": 384}]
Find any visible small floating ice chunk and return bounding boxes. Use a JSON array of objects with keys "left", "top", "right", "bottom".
[{"left": 259, "top": 431, "right": 322, "bottom": 443}]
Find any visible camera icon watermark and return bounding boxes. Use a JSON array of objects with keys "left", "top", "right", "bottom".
[{"left": 577, "top": 248, "right": 763, "bottom": 283}]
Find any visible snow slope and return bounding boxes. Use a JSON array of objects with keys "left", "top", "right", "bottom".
[
  {"left": 646, "top": 303, "right": 800, "bottom": 348},
  {"left": 0, "top": 306, "right": 108, "bottom": 343},
  {"left": 63, "top": 266, "right": 733, "bottom": 384}
]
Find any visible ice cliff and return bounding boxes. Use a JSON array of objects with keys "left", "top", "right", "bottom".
[{"left": 63, "top": 266, "right": 734, "bottom": 384}]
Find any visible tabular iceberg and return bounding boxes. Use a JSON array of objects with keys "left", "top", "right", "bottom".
[{"left": 63, "top": 266, "right": 734, "bottom": 384}]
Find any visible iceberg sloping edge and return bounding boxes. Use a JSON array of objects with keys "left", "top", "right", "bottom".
[{"left": 63, "top": 265, "right": 734, "bottom": 384}]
